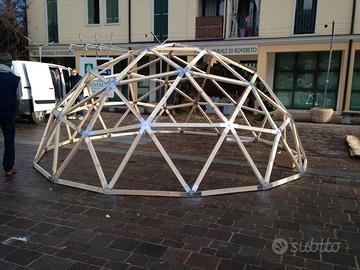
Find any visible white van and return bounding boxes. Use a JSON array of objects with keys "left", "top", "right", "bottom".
[{"left": 12, "top": 61, "right": 70, "bottom": 124}]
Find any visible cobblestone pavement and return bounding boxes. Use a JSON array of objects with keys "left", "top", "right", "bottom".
[{"left": 0, "top": 115, "right": 359, "bottom": 270}]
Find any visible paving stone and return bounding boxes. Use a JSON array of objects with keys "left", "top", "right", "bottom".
[
  {"left": 0, "top": 244, "right": 18, "bottom": 258},
  {"left": 232, "top": 254, "right": 260, "bottom": 265},
  {"left": 0, "top": 214, "right": 16, "bottom": 225},
  {"left": 281, "top": 255, "right": 305, "bottom": 268},
  {"left": 230, "top": 234, "right": 266, "bottom": 249},
  {"left": 48, "top": 226, "right": 74, "bottom": 237},
  {"left": 0, "top": 260, "right": 17, "bottom": 270},
  {"left": 28, "top": 255, "right": 73, "bottom": 270},
  {"left": 54, "top": 249, "right": 75, "bottom": 259},
  {"left": 217, "top": 259, "right": 245, "bottom": 270},
  {"left": 70, "top": 253, "right": 107, "bottom": 266},
  {"left": 66, "top": 230, "right": 98, "bottom": 242},
  {"left": 161, "top": 247, "right": 190, "bottom": 264},
  {"left": 337, "top": 230, "right": 360, "bottom": 243},
  {"left": 322, "top": 252, "right": 357, "bottom": 268},
  {"left": 205, "top": 228, "right": 232, "bottom": 241},
  {"left": 7, "top": 219, "right": 38, "bottom": 230},
  {"left": 200, "top": 247, "right": 216, "bottom": 256},
  {"left": 215, "top": 250, "right": 233, "bottom": 259},
  {"left": 139, "top": 217, "right": 163, "bottom": 228},
  {"left": 274, "top": 220, "right": 300, "bottom": 232},
  {"left": 88, "top": 234, "right": 115, "bottom": 246},
  {"left": 134, "top": 242, "right": 167, "bottom": 258},
  {"left": 62, "top": 205, "right": 88, "bottom": 214},
  {"left": 4, "top": 249, "right": 42, "bottom": 266},
  {"left": 57, "top": 240, "right": 91, "bottom": 253},
  {"left": 128, "top": 266, "right": 145, "bottom": 270},
  {"left": 98, "top": 247, "right": 131, "bottom": 262},
  {"left": 109, "top": 237, "right": 141, "bottom": 252},
  {"left": 37, "top": 246, "right": 58, "bottom": 255},
  {"left": 30, "top": 234, "right": 65, "bottom": 247},
  {"left": 144, "top": 258, "right": 173, "bottom": 270},
  {"left": 28, "top": 223, "right": 57, "bottom": 234},
  {"left": 104, "top": 261, "right": 130, "bottom": 270},
  {"left": 67, "top": 262, "right": 101, "bottom": 270},
  {"left": 185, "top": 253, "right": 219, "bottom": 270},
  {"left": 180, "top": 224, "right": 206, "bottom": 237},
  {"left": 166, "top": 210, "right": 186, "bottom": 217},
  {"left": 161, "top": 239, "right": 183, "bottom": 249},
  {"left": 304, "top": 260, "right": 333, "bottom": 270},
  {"left": 125, "top": 254, "right": 150, "bottom": 267},
  {"left": 210, "top": 240, "right": 241, "bottom": 253}
]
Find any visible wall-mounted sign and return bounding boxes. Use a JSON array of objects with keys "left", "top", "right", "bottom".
[
  {"left": 207, "top": 45, "right": 258, "bottom": 55},
  {"left": 80, "top": 57, "right": 114, "bottom": 98},
  {"left": 29, "top": 46, "right": 75, "bottom": 57}
]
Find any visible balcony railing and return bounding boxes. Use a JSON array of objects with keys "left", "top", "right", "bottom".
[{"left": 195, "top": 16, "right": 224, "bottom": 39}]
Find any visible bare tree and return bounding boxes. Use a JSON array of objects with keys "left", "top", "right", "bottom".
[{"left": 0, "top": 0, "right": 28, "bottom": 59}]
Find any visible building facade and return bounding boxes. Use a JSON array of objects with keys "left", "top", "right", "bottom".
[{"left": 27, "top": 0, "right": 360, "bottom": 113}]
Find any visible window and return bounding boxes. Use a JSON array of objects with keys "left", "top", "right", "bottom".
[
  {"left": 229, "top": 0, "right": 260, "bottom": 37},
  {"left": 201, "top": 0, "right": 224, "bottom": 16},
  {"left": 350, "top": 51, "right": 360, "bottom": 111},
  {"left": 47, "top": 0, "right": 58, "bottom": 42},
  {"left": 154, "top": 0, "right": 168, "bottom": 42},
  {"left": 88, "top": 0, "right": 100, "bottom": 24},
  {"left": 106, "top": 0, "right": 119, "bottom": 23},
  {"left": 274, "top": 51, "right": 341, "bottom": 109},
  {"left": 294, "top": 0, "right": 317, "bottom": 34}
]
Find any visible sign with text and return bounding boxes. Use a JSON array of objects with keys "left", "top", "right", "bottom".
[
  {"left": 29, "top": 46, "right": 75, "bottom": 57},
  {"left": 80, "top": 57, "right": 114, "bottom": 98},
  {"left": 207, "top": 45, "right": 258, "bottom": 55}
]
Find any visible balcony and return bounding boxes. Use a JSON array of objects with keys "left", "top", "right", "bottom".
[{"left": 195, "top": 16, "right": 224, "bottom": 39}]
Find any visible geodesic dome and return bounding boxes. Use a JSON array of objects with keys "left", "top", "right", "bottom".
[{"left": 34, "top": 43, "right": 307, "bottom": 197}]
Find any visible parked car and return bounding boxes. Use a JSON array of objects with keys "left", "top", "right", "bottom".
[{"left": 12, "top": 61, "right": 70, "bottom": 124}]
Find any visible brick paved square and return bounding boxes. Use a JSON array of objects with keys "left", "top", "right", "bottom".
[{"left": 0, "top": 117, "right": 358, "bottom": 269}]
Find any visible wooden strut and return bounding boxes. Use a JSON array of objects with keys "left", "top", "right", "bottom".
[{"left": 33, "top": 43, "right": 306, "bottom": 197}]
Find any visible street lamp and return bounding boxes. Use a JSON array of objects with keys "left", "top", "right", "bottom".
[
  {"left": 323, "top": 21, "right": 335, "bottom": 108},
  {"left": 25, "top": 36, "right": 55, "bottom": 63}
]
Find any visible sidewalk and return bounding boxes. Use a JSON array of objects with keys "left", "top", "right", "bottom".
[{"left": 0, "top": 117, "right": 359, "bottom": 270}]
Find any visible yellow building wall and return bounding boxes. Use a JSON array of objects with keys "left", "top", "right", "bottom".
[
  {"left": 354, "top": 1, "right": 360, "bottom": 34},
  {"left": 27, "top": 0, "right": 47, "bottom": 44},
  {"left": 131, "top": 0, "right": 152, "bottom": 42},
  {"left": 169, "top": 0, "right": 199, "bottom": 40},
  {"left": 257, "top": 42, "right": 349, "bottom": 112},
  {"left": 259, "top": 0, "right": 353, "bottom": 37},
  {"left": 58, "top": 0, "right": 129, "bottom": 44},
  {"left": 28, "top": 0, "right": 130, "bottom": 44},
  {"left": 259, "top": 0, "right": 294, "bottom": 37},
  {"left": 316, "top": 0, "right": 353, "bottom": 35}
]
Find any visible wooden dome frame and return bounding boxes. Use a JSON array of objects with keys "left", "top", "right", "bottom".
[{"left": 33, "top": 43, "right": 307, "bottom": 197}]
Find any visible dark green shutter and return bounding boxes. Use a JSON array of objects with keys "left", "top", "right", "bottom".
[
  {"left": 154, "top": 0, "right": 168, "bottom": 42},
  {"left": 107, "top": 0, "right": 119, "bottom": 23},
  {"left": 350, "top": 51, "right": 360, "bottom": 110},
  {"left": 47, "top": 0, "right": 58, "bottom": 42},
  {"left": 88, "top": 0, "right": 100, "bottom": 24}
]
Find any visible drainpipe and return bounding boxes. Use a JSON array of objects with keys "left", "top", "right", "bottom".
[
  {"left": 342, "top": 0, "right": 356, "bottom": 112},
  {"left": 128, "top": 0, "right": 132, "bottom": 44}
]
